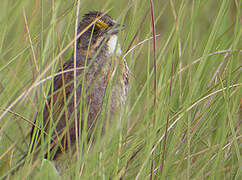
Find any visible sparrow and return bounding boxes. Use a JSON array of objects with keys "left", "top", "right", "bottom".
[{"left": 30, "top": 11, "right": 129, "bottom": 160}]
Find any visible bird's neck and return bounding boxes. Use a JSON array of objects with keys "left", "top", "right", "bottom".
[{"left": 106, "top": 35, "right": 122, "bottom": 57}]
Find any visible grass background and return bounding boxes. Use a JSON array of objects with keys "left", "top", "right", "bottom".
[{"left": 0, "top": 0, "right": 241, "bottom": 179}]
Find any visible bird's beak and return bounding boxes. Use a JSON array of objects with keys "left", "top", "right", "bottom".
[{"left": 107, "top": 23, "right": 125, "bottom": 35}]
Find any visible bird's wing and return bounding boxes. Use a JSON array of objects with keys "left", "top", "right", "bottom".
[{"left": 30, "top": 59, "right": 83, "bottom": 156}]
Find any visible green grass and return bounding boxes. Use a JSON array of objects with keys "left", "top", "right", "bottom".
[{"left": 0, "top": 0, "right": 241, "bottom": 179}]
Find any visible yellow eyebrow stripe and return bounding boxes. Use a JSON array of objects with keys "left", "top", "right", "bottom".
[{"left": 96, "top": 20, "right": 109, "bottom": 29}]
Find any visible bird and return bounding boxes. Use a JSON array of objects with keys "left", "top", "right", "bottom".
[{"left": 30, "top": 11, "right": 129, "bottom": 160}]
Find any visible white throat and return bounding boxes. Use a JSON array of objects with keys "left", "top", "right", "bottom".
[{"left": 107, "top": 35, "right": 122, "bottom": 56}]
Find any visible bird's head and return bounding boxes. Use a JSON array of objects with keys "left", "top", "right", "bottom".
[{"left": 77, "top": 11, "right": 122, "bottom": 55}]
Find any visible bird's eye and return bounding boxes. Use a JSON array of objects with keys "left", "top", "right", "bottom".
[{"left": 96, "top": 20, "right": 109, "bottom": 29}]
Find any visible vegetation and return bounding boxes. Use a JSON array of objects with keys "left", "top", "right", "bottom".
[{"left": 0, "top": 0, "right": 241, "bottom": 179}]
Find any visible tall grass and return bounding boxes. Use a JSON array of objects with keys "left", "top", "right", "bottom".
[{"left": 0, "top": 0, "right": 241, "bottom": 179}]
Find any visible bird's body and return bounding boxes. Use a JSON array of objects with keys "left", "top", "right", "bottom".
[{"left": 30, "top": 11, "right": 129, "bottom": 159}]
